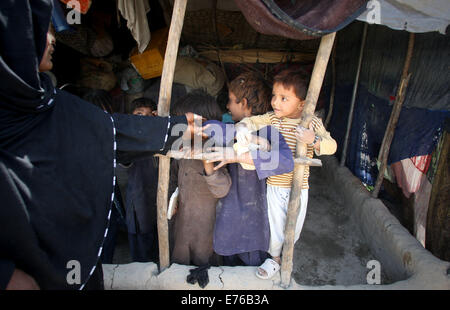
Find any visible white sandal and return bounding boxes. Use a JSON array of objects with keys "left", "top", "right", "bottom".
[{"left": 256, "top": 258, "right": 280, "bottom": 279}]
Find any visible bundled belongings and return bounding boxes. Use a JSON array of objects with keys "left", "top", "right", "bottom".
[
  {"left": 173, "top": 57, "right": 225, "bottom": 97},
  {"left": 79, "top": 58, "right": 117, "bottom": 91}
]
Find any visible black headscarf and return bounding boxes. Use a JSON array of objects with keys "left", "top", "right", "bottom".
[{"left": 0, "top": 0, "right": 186, "bottom": 289}]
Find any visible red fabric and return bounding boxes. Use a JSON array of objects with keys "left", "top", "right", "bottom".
[
  {"left": 391, "top": 155, "right": 431, "bottom": 198},
  {"left": 410, "top": 155, "right": 431, "bottom": 174}
]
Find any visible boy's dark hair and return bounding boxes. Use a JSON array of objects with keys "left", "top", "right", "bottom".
[
  {"left": 82, "top": 89, "right": 113, "bottom": 113},
  {"left": 130, "top": 97, "right": 157, "bottom": 113},
  {"left": 171, "top": 89, "right": 222, "bottom": 121},
  {"left": 228, "top": 71, "right": 271, "bottom": 116},
  {"left": 273, "top": 69, "right": 309, "bottom": 101}
]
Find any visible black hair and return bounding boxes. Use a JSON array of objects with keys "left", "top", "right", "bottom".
[
  {"left": 82, "top": 89, "right": 113, "bottom": 113},
  {"left": 171, "top": 89, "right": 222, "bottom": 121},
  {"left": 130, "top": 97, "right": 157, "bottom": 112},
  {"left": 273, "top": 68, "right": 309, "bottom": 101}
]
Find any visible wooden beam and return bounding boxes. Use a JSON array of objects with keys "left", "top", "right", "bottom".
[
  {"left": 294, "top": 156, "right": 322, "bottom": 167},
  {"left": 280, "top": 32, "right": 336, "bottom": 288},
  {"left": 156, "top": 0, "right": 187, "bottom": 272},
  {"left": 157, "top": 151, "right": 322, "bottom": 167},
  {"left": 198, "top": 49, "right": 316, "bottom": 64},
  {"left": 426, "top": 128, "right": 450, "bottom": 261},
  {"left": 372, "top": 33, "right": 415, "bottom": 198}
]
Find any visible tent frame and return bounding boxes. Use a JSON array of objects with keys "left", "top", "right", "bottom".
[{"left": 154, "top": 0, "right": 336, "bottom": 286}]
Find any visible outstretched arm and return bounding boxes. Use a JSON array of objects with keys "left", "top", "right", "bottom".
[{"left": 114, "top": 112, "right": 208, "bottom": 163}]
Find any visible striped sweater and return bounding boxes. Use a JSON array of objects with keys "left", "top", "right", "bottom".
[{"left": 240, "top": 112, "right": 336, "bottom": 189}]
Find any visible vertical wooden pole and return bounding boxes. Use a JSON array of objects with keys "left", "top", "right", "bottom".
[
  {"left": 425, "top": 128, "right": 450, "bottom": 261},
  {"left": 324, "top": 34, "right": 337, "bottom": 129},
  {"left": 340, "top": 23, "right": 368, "bottom": 167},
  {"left": 156, "top": 0, "right": 187, "bottom": 272},
  {"left": 280, "top": 32, "right": 336, "bottom": 288},
  {"left": 372, "top": 33, "right": 415, "bottom": 198}
]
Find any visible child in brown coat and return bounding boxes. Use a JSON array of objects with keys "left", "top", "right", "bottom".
[{"left": 169, "top": 90, "right": 232, "bottom": 266}]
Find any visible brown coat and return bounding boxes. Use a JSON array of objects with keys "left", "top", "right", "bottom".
[{"left": 169, "top": 159, "right": 231, "bottom": 266}]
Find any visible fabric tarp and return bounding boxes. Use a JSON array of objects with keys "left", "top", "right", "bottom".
[
  {"left": 327, "top": 84, "right": 450, "bottom": 187},
  {"left": 233, "top": 0, "right": 368, "bottom": 40},
  {"left": 356, "top": 0, "right": 450, "bottom": 34},
  {"left": 334, "top": 21, "right": 450, "bottom": 111}
]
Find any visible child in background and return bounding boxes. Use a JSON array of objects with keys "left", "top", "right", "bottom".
[
  {"left": 211, "top": 71, "right": 295, "bottom": 267},
  {"left": 237, "top": 69, "right": 337, "bottom": 279},
  {"left": 124, "top": 97, "right": 160, "bottom": 262},
  {"left": 169, "top": 90, "right": 232, "bottom": 266},
  {"left": 82, "top": 88, "right": 114, "bottom": 114}
]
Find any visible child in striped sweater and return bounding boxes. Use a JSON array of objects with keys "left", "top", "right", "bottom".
[{"left": 236, "top": 68, "right": 337, "bottom": 279}]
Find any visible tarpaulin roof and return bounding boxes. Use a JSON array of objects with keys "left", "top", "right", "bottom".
[
  {"left": 233, "top": 0, "right": 368, "bottom": 40},
  {"left": 356, "top": 0, "right": 450, "bottom": 34}
]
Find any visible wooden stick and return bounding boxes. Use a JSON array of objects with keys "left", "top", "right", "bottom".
[
  {"left": 157, "top": 152, "right": 322, "bottom": 167},
  {"left": 156, "top": 0, "right": 187, "bottom": 272},
  {"left": 372, "top": 33, "right": 415, "bottom": 198},
  {"left": 294, "top": 156, "right": 322, "bottom": 167},
  {"left": 324, "top": 34, "right": 337, "bottom": 129},
  {"left": 340, "top": 23, "right": 368, "bottom": 167},
  {"left": 198, "top": 49, "right": 315, "bottom": 64},
  {"left": 280, "top": 32, "right": 336, "bottom": 288}
]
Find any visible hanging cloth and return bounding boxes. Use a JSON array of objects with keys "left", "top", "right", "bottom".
[{"left": 118, "top": 0, "right": 151, "bottom": 53}]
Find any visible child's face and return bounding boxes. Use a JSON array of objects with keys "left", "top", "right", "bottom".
[
  {"left": 271, "top": 82, "right": 304, "bottom": 119},
  {"left": 226, "top": 91, "right": 251, "bottom": 122},
  {"left": 133, "top": 107, "right": 155, "bottom": 116}
]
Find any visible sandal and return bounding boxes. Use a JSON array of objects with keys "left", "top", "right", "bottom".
[{"left": 256, "top": 258, "right": 280, "bottom": 280}]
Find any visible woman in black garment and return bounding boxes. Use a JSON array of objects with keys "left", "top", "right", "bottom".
[{"left": 0, "top": 0, "right": 201, "bottom": 290}]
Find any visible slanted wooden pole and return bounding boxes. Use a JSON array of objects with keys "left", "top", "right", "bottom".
[
  {"left": 156, "top": 0, "right": 187, "bottom": 272},
  {"left": 340, "top": 23, "right": 368, "bottom": 167},
  {"left": 280, "top": 32, "right": 336, "bottom": 288},
  {"left": 372, "top": 32, "right": 415, "bottom": 198}
]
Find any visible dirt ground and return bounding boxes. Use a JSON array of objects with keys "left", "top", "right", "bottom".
[
  {"left": 112, "top": 165, "right": 391, "bottom": 286},
  {"left": 292, "top": 166, "right": 390, "bottom": 286}
]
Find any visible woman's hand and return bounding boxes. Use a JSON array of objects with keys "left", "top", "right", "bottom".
[
  {"left": 183, "top": 112, "right": 209, "bottom": 141},
  {"left": 203, "top": 147, "right": 238, "bottom": 170}
]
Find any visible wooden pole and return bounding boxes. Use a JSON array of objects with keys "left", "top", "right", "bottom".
[
  {"left": 372, "top": 33, "right": 415, "bottom": 198},
  {"left": 425, "top": 128, "right": 450, "bottom": 261},
  {"left": 324, "top": 34, "right": 337, "bottom": 129},
  {"left": 156, "top": 0, "right": 187, "bottom": 272},
  {"left": 340, "top": 23, "right": 368, "bottom": 167},
  {"left": 280, "top": 32, "right": 336, "bottom": 288}
]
